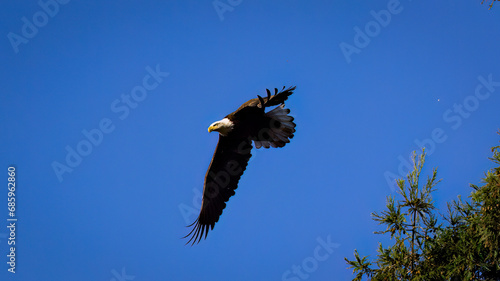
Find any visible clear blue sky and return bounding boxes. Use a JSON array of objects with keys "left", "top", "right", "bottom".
[{"left": 1, "top": 1, "right": 499, "bottom": 280}]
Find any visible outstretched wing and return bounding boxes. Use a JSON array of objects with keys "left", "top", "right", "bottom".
[
  {"left": 235, "top": 86, "right": 296, "bottom": 111},
  {"left": 184, "top": 135, "right": 252, "bottom": 245}
]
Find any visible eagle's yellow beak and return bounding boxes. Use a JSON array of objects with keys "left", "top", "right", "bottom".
[{"left": 208, "top": 125, "right": 215, "bottom": 133}]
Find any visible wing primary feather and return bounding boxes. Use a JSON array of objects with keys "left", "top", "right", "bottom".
[
  {"left": 204, "top": 224, "right": 210, "bottom": 239},
  {"left": 183, "top": 220, "right": 200, "bottom": 246},
  {"left": 257, "top": 95, "right": 265, "bottom": 108},
  {"left": 194, "top": 225, "right": 202, "bottom": 245}
]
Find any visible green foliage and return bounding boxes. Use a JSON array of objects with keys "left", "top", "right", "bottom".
[{"left": 345, "top": 138, "right": 500, "bottom": 280}]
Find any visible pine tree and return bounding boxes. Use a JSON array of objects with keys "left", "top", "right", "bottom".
[
  {"left": 345, "top": 150, "right": 440, "bottom": 280},
  {"left": 346, "top": 136, "right": 500, "bottom": 280}
]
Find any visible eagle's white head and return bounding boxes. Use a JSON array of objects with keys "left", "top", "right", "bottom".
[{"left": 208, "top": 118, "right": 234, "bottom": 136}]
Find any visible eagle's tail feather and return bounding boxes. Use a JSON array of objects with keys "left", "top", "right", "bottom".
[{"left": 254, "top": 104, "right": 296, "bottom": 149}]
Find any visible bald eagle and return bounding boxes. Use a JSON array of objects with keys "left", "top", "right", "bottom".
[{"left": 184, "top": 86, "right": 297, "bottom": 245}]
